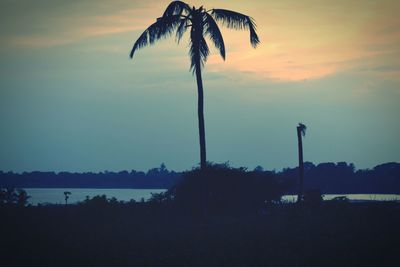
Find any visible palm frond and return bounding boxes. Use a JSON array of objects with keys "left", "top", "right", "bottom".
[
  {"left": 204, "top": 13, "right": 225, "bottom": 60},
  {"left": 189, "top": 33, "right": 210, "bottom": 73},
  {"left": 154, "top": 15, "right": 182, "bottom": 40},
  {"left": 199, "top": 37, "right": 210, "bottom": 65},
  {"left": 163, "top": 1, "right": 191, "bottom": 17},
  {"left": 298, "top": 123, "right": 307, "bottom": 137},
  {"left": 210, "top": 9, "right": 260, "bottom": 48},
  {"left": 175, "top": 19, "right": 188, "bottom": 43},
  {"left": 130, "top": 15, "right": 182, "bottom": 58}
]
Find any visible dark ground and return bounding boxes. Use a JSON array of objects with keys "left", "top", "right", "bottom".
[{"left": 1, "top": 202, "right": 399, "bottom": 267}]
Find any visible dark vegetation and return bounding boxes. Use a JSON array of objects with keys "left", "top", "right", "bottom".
[
  {"left": 1, "top": 200, "right": 399, "bottom": 266},
  {"left": 1, "top": 165, "right": 400, "bottom": 266},
  {"left": 280, "top": 161, "right": 400, "bottom": 194},
  {"left": 0, "top": 163, "right": 180, "bottom": 189},
  {"left": 0, "top": 188, "right": 30, "bottom": 207},
  {"left": 158, "top": 164, "right": 288, "bottom": 216},
  {"left": 1, "top": 162, "right": 399, "bottom": 194}
]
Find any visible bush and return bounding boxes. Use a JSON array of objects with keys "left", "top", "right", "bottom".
[
  {"left": 303, "top": 189, "right": 323, "bottom": 207},
  {"left": 331, "top": 196, "right": 350, "bottom": 203},
  {"left": 0, "top": 188, "right": 30, "bottom": 207},
  {"left": 168, "top": 163, "right": 287, "bottom": 215},
  {"left": 148, "top": 191, "right": 173, "bottom": 204},
  {"left": 79, "top": 195, "right": 121, "bottom": 208}
]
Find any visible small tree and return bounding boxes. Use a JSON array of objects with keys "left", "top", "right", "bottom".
[{"left": 64, "top": 191, "right": 71, "bottom": 205}]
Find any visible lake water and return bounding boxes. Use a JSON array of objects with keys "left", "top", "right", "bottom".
[
  {"left": 23, "top": 188, "right": 400, "bottom": 205},
  {"left": 282, "top": 194, "right": 400, "bottom": 203}
]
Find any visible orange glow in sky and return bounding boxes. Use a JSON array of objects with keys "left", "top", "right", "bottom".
[{"left": 2, "top": 0, "right": 399, "bottom": 82}]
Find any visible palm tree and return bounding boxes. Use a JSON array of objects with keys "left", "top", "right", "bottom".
[
  {"left": 296, "top": 123, "right": 307, "bottom": 203},
  {"left": 130, "top": 1, "right": 260, "bottom": 169}
]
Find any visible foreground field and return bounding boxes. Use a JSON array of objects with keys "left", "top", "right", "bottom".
[{"left": 1, "top": 202, "right": 399, "bottom": 267}]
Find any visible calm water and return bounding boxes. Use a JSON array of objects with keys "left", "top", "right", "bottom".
[
  {"left": 24, "top": 188, "right": 400, "bottom": 205},
  {"left": 282, "top": 194, "right": 400, "bottom": 202}
]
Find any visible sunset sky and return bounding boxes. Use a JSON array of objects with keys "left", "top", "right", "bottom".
[{"left": 1, "top": 0, "right": 399, "bottom": 172}]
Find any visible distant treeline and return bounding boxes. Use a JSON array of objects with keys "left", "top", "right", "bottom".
[
  {"left": 0, "top": 164, "right": 180, "bottom": 189},
  {"left": 0, "top": 162, "right": 399, "bottom": 194},
  {"left": 279, "top": 162, "right": 400, "bottom": 194}
]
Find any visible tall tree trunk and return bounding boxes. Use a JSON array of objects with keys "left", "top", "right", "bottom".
[
  {"left": 195, "top": 60, "right": 207, "bottom": 170},
  {"left": 297, "top": 126, "right": 304, "bottom": 203}
]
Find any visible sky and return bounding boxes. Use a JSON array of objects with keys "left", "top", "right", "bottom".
[{"left": 0, "top": 0, "right": 399, "bottom": 172}]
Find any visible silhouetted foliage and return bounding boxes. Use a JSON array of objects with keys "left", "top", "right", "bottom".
[
  {"left": 302, "top": 189, "right": 323, "bottom": 208},
  {"left": 130, "top": 1, "right": 259, "bottom": 169},
  {"left": 0, "top": 188, "right": 30, "bottom": 207},
  {"left": 0, "top": 162, "right": 399, "bottom": 194},
  {"left": 253, "top": 165, "right": 264, "bottom": 172},
  {"left": 0, "top": 164, "right": 180, "bottom": 189},
  {"left": 64, "top": 191, "right": 71, "bottom": 205},
  {"left": 169, "top": 163, "right": 287, "bottom": 215},
  {"left": 148, "top": 191, "right": 173, "bottom": 204},
  {"left": 278, "top": 161, "right": 400, "bottom": 194},
  {"left": 329, "top": 196, "right": 350, "bottom": 204},
  {"left": 2, "top": 199, "right": 399, "bottom": 267},
  {"left": 79, "top": 194, "right": 122, "bottom": 209}
]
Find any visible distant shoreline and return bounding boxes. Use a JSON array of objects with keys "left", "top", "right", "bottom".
[
  {"left": 21, "top": 188, "right": 400, "bottom": 206},
  {"left": 1, "top": 161, "right": 399, "bottom": 194},
  {"left": 13, "top": 186, "right": 400, "bottom": 195}
]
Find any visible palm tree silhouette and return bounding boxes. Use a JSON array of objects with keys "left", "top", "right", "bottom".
[
  {"left": 130, "top": 1, "right": 260, "bottom": 169},
  {"left": 296, "top": 123, "right": 307, "bottom": 203}
]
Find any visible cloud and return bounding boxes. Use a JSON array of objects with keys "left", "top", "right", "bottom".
[
  {"left": 0, "top": 1, "right": 162, "bottom": 47},
  {"left": 203, "top": 0, "right": 400, "bottom": 81},
  {"left": 1, "top": 0, "right": 399, "bottom": 82}
]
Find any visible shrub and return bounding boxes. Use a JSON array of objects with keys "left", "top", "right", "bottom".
[
  {"left": 0, "top": 188, "right": 30, "bottom": 207},
  {"left": 303, "top": 189, "right": 323, "bottom": 207},
  {"left": 79, "top": 195, "right": 121, "bottom": 208},
  {"left": 168, "top": 163, "right": 287, "bottom": 215}
]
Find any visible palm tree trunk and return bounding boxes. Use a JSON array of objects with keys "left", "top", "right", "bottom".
[
  {"left": 195, "top": 60, "right": 207, "bottom": 169},
  {"left": 297, "top": 127, "right": 304, "bottom": 203}
]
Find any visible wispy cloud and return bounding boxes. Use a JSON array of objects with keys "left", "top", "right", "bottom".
[
  {"left": 0, "top": 1, "right": 162, "bottom": 48},
  {"left": 203, "top": 0, "right": 400, "bottom": 81},
  {"left": 1, "top": 0, "right": 399, "bottom": 81}
]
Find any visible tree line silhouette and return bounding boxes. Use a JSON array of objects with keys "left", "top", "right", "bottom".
[
  {"left": 1, "top": 162, "right": 399, "bottom": 194},
  {"left": 0, "top": 163, "right": 178, "bottom": 188}
]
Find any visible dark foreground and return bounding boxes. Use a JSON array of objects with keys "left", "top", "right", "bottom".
[{"left": 1, "top": 202, "right": 399, "bottom": 267}]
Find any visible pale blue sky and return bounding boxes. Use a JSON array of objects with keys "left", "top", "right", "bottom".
[{"left": 0, "top": 0, "right": 399, "bottom": 172}]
